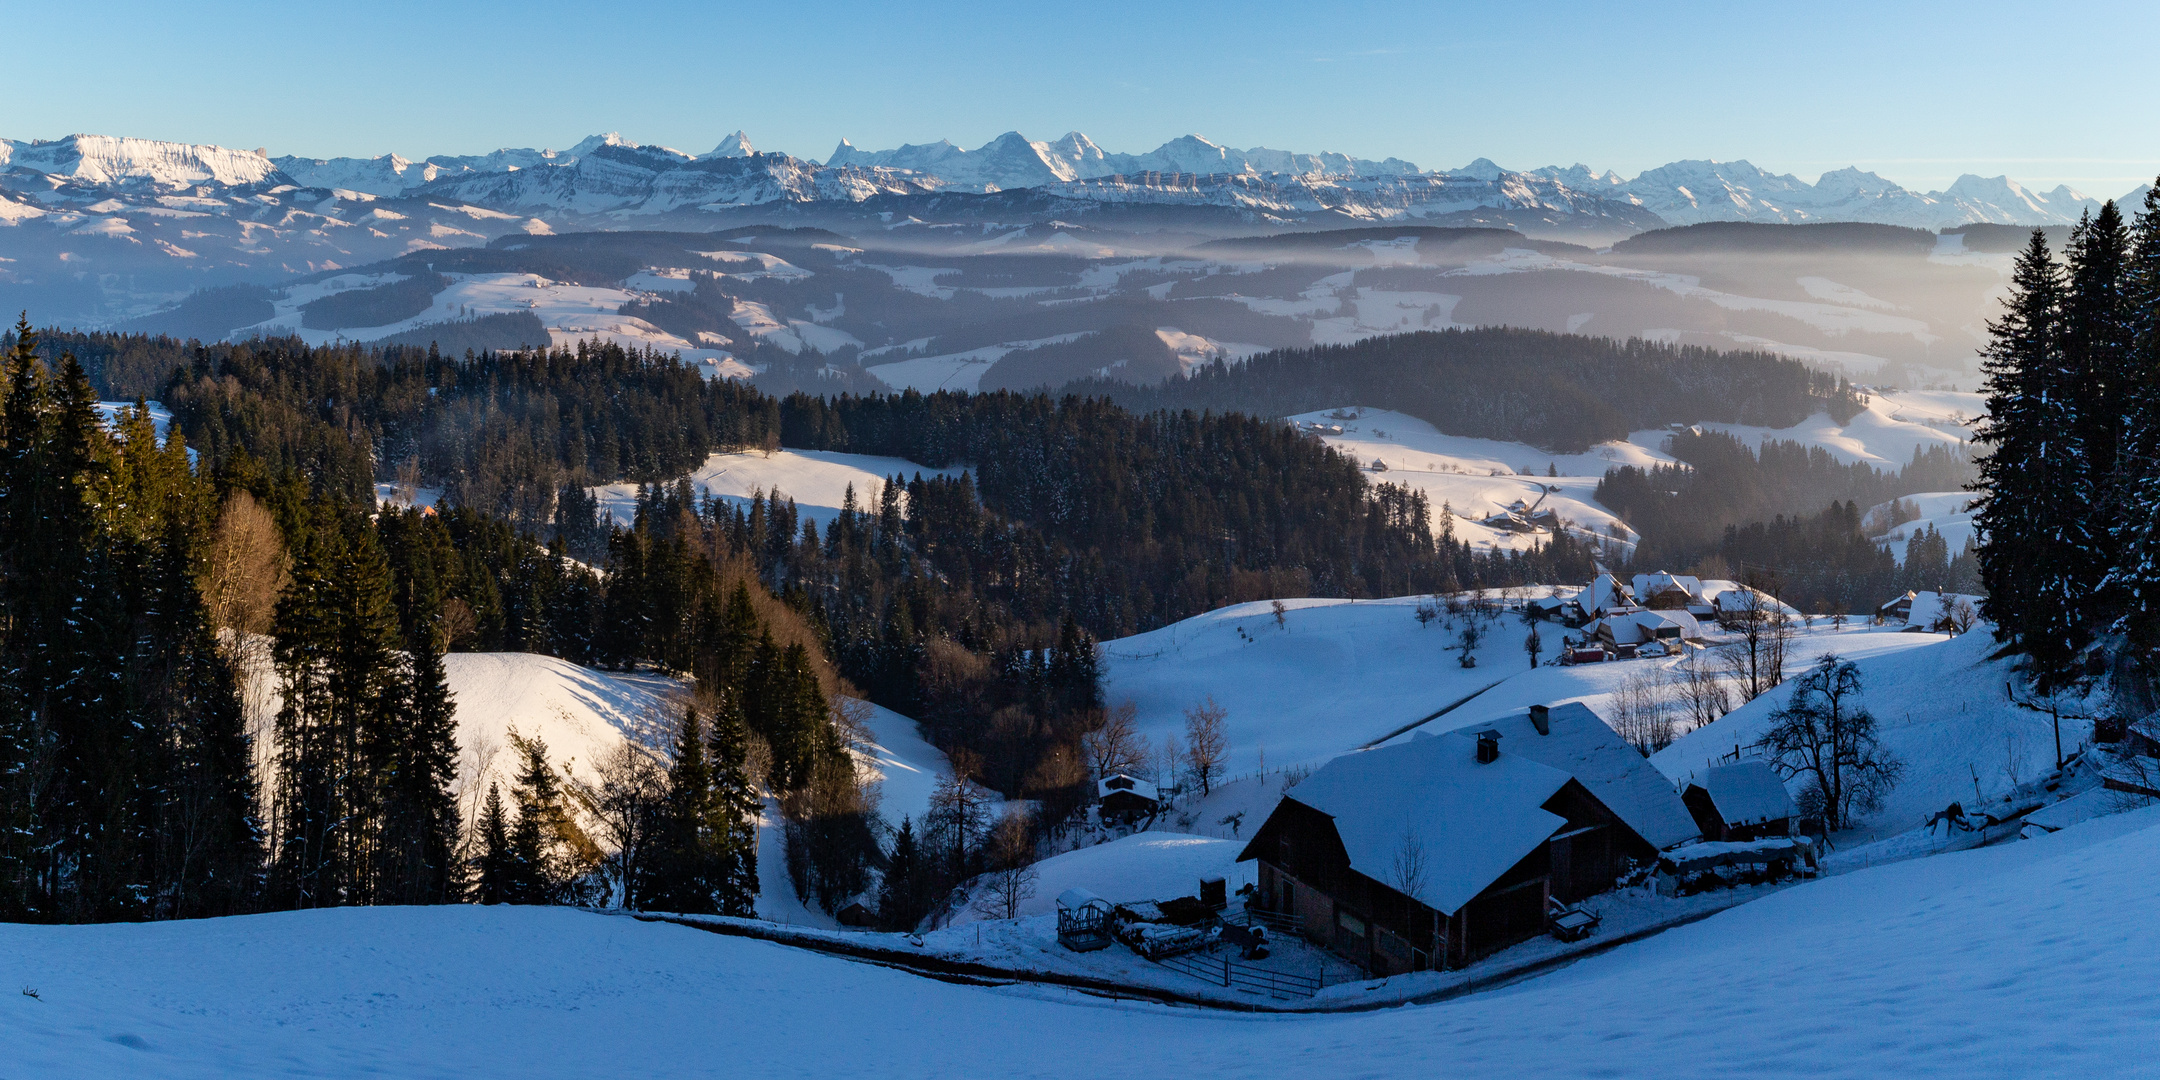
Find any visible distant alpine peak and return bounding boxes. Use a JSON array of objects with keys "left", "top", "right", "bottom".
[{"left": 704, "top": 131, "right": 755, "bottom": 159}]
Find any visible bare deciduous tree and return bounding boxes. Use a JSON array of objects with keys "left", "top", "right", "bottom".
[
  {"left": 202, "top": 490, "right": 288, "bottom": 639},
  {"left": 1389, "top": 829, "right": 1429, "bottom": 899},
  {"left": 1183, "top": 696, "right": 1228, "bottom": 796},
  {"left": 927, "top": 748, "right": 990, "bottom": 871},
  {"left": 1720, "top": 586, "right": 1793, "bottom": 702},
  {"left": 1757, "top": 655, "right": 1903, "bottom": 831},
  {"left": 571, "top": 740, "right": 669, "bottom": 908},
  {"left": 1611, "top": 667, "right": 1676, "bottom": 755},
  {"left": 1081, "top": 700, "right": 1148, "bottom": 778},
  {"left": 1675, "top": 652, "right": 1736, "bottom": 733},
  {"left": 1454, "top": 623, "right": 1483, "bottom": 668},
  {"left": 970, "top": 812, "right": 1040, "bottom": 920}
]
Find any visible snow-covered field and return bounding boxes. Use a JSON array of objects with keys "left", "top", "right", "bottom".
[
  {"left": 1289, "top": 407, "right": 1658, "bottom": 553},
  {"left": 8, "top": 803, "right": 2158, "bottom": 1078},
  {"left": 864, "top": 333, "right": 1089, "bottom": 393},
  {"left": 589, "top": 447, "right": 965, "bottom": 530}
]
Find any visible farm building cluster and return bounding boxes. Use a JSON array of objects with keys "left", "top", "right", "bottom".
[{"left": 1079, "top": 699, "right": 1815, "bottom": 978}]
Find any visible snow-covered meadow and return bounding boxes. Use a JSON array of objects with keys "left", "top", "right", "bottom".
[
  {"left": 7, "top": 803, "right": 2158, "bottom": 1078},
  {"left": 588, "top": 447, "right": 965, "bottom": 530}
]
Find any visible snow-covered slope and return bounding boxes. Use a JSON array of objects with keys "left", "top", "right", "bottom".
[
  {"left": 1653, "top": 628, "right": 2064, "bottom": 842},
  {"left": 438, "top": 653, "right": 683, "bottom": 818},
  {"left": 231, "top": 269, "right": 746, "bottom": 375},
  {"left": 1102, "top": 596, "right": 1549, "bottom": 777},
  {"left": 588, "top": 447, "right": 964, "bottom": 531},
  {"left": 1289, "top": 407, "right": 1660, "bottom": 555},
  {"left": 1867, "top": 490, "right": 1977, "bottom": 565},
  {"left": 1684, "top": 387, "right": 1980, "bottom": 469},
  {"left": 9, "top": 803, "right": 2160, "bottom": 1077}
]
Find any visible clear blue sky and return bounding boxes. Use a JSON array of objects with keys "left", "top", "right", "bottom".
[{"left": 9, "top": 0, "right": 2155, "bottom": 196}]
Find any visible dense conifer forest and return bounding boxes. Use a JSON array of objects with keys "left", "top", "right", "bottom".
[{"left": 1078, "top": 327, "right": 1865, "bottom": 453}]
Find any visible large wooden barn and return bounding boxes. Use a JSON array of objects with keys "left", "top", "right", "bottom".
[{"left": 1238, "top": 703, "right": 1698, "bottom": 973}]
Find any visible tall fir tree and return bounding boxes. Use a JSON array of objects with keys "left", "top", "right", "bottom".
[
  {"left": 375, "top": 609, "right": 462, "bottom": 905},
  {"left": 2105, "top": 182, "right": 2160, "bottom": 645},
  {"left": 1973, "top": 230, "right": 2087, "bottom": 681},
  {"left": 640, "top": 706, "right": 719, "bottom": 914},
  {"left": 707, "top": 702, "right": 760, "bottom": 917},
  {"left": 473, "top": 782, "right": 512, "bottom": 905}
]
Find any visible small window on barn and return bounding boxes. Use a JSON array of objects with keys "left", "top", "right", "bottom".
[{"left": 1337, "top": 910, "right": 1366, "bottom": 937}]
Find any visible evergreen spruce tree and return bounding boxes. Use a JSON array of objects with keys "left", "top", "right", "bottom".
[
  {"left": 641, "top": 706, "right": 718, "bottom": 914},
  {"left": 1973, "top": 230, "right": 2086, "bottom": 681},
  {"left": 141, "top": 514, "right": 261, "bottom": 918},
  {"left": 707, "top": 702, "right": 760, "bottom": 917},
  {"left": 474, "top": 782, "right": 512, "bottom": 905},
  {"left": 2059, "top": 204, "right": 2134, "bottom": 629},
  {"left": 505, "top": 733, "right": 576, "bottom": 904},
  {"left": 2105, "top": 181, "right": 2160, "bottom": 645},
  {"left": 376, "top": 610, "right": 462, "bottom": 905},
  {"left": 878, "top": 815, "right": 924, "bottom": 931},
  {"left": 268, "top": 507, "right": 343, "bottom": 908}
]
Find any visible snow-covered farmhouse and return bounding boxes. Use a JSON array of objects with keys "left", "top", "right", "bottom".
[
  {"left": 1580, "top": 573, "right": 1635, "bottom": 619},
  {"left": 1681, "top": 762, "right": 1799, "bottom": 842},
  {"left": 1096, "top": 773, "right": 1161, "bottom": 823},
  {"left": 1586, "top": 607, "right": 1702, "bottom": 654},
  {"left": 1238, "top": 703, "right": 1697, "bottom": 972},
  {"left": 1631, "top": 571, "right": 1717, "bottom": 619}
]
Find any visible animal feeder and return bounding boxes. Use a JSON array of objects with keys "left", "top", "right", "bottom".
[{"left": 1055, "top": 887, "right": 1115, "bottom": 952}]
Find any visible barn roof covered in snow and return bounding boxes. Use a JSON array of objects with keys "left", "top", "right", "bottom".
[
  {"left": 1463, "top": 702, "right": 1701, "bottom": 850},
  {"left": 1694, "top": 762, "right": 1797, "bottom": 829},
  {"left": 1270, "top": 732, "right": 1572, "bottom": 916},
  {"left": 1582, "top": 573, "right": 1634, "bottom": 616},
  {"left": 1097, "top": 773, "right": 1160, "bottom": 802}
]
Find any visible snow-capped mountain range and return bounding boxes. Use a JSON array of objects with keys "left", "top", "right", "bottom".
[
  {"left": 6, "top": 128, "right": 2139, "bottom": 232},
  {"left": 824, "top": 131, "right": 1423, "bottom": 190}
]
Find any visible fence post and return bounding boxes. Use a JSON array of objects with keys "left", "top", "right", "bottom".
[{"left": 1223, "top": 954, "right": 1231, "bottom": 987}]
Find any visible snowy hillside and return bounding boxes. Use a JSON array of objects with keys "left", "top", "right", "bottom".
[
  {"left": 1690, "top": 387, "right": 1980, "bottom": 469},
  {"left": 9, "top": 802, "right": 2159, "bottom": 1076},
  {"left": 233, "top": 269, "right": 749, "bottom": 375},
  {"left": 436, "top": 653, "right": 683, "bottom": 817},
  {"left": 1288, "top": 407, "right": 1657, "bottom": 554},
  {"left": 588, "top": 447, "right": 964, "bottom": 531},
  {"left": 1654, "top": 628, "right": 2064, "bottom": 843},
  {"left": 1867, "top": 490, "right": 1977, "bottom": 565},
  {"left": 1099, "top": 587, "right": 2020, "bottom": 846},
  {"left": 1102, "top": 595, "right": 1560, "bottom": 777}
]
